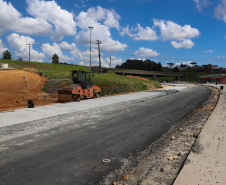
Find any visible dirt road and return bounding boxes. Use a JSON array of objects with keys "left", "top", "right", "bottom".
[{"left": 0, "top": 69, "right": 56, "bottom": 112}]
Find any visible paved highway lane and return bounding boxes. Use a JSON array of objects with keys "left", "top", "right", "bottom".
[{"left": 0, "top": 86, "right": 211, "bottom": 185}]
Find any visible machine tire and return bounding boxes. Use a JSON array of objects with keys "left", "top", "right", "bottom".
[
  {"left": 72, "top": 95, "right": 77, "bottom": 101},
  {"left": 77, "top": 95, "right": 81, "bottom": 102},
  {"left": 73, "top": 95, "right": 81, "bottom": 102},
  {"left": 95, "top": 92, "right": 100, "bottom": 98}
]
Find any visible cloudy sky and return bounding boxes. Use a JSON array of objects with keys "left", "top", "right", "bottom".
[{"left": 1, "top": 0, "right": 226, "bottom": 67}]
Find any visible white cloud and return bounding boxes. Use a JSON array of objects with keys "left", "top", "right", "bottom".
[
  {"left": 76, "top": 28, "right": 127, "bottom": 52},
  {"left": 217, "top": 55, "right": 225, "bottom": 58},
  {"left": 120, "top": 24, "right": 158, "bottom": 41},
  {"left": 101, "top": 38, "right": 128, "bottom": 52},
  {"left": 76, "top": 6, "right": 120, "bottom": 30},
  {"left": 59, "top": 42, "right": 110, "bottom": 67},
  {"left": 26, "top": 0, "right": 76, "bottom": 41},
  {"left": 134, "top": 47, "right": 159, "bottom": 58},
  {"left": 104, "top": 9, "right": 121, "bottom": 30},
  {"left": 66, "top": 43, "right": 95, "bottom": 66},
  {"left": 194, "top": 0, "right": 211, "bottom": 12},
  {"left": 70, "top": 47, "right": 120, "bottom": 68},
  {"left": 74, "top": 49, "right": 103, "bottom": 67},
  {"left": 203, "top": 49, "right": 214, "bottom": 53},
  {"left": 7, "top": 33, "right": 45, "bottom": 62},
  {"left": 74, "top": 50, "right": 90, "bottom": 66},
  {"left": 153, "top": 19, "right": 200, "bottom": 41},
  {"left": 59, "top": 42, "right": 77, "bottom": 51},
  {"left": 75, "top": 6, "right": 127, "bottom": 52},
  {"left": 214, "top": 0, "right": 226, "bottom": 23},
  {"left": 171, "top": 39, "right": 194, "bottom": 49},
  {"left": 120, "top": 25, "right": 131, "bottom": 36},
  {"left": 41, "top": 42, "right": 74, "bottom": 63},
  {"left": 0, "top": 39, "right": 8, "bottom": 56},
  {"left": 176, "top": 61, "right": 194, "bottom": 67},
  {"left": 0, "top": 0, "right": 52, "bottom": 36},
  {"left": 105, "top": 56, "right": 123, "bottom": 68}
]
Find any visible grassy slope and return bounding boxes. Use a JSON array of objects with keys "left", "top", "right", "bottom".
[{"left": 0, "top": 60, "right": 160, "bottom": 96}]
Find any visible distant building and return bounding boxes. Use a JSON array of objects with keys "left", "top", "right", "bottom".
[
  {"left": 222, "top": 68, "right": 226, "bottom": 72},
  {"left": 212, "top": 65, "right": 220, "bottom": 69},
  {"left": 191, "top": 66, "right": 202, "bottom": 70},
  {"left": 179, "top": 67, "right": 187, "bottom": 71},
  {"left": 199, "top": 74, "right": 226, "bottom": 84},
  {"left": 201, "top": 65, "right": 212, "bottom": 70}
]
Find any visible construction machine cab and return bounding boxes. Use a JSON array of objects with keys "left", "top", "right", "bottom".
[{"left": 72, "top": 70, "right": 92, "bottom": 88}]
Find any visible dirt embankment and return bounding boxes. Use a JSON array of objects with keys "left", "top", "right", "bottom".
[{"left": 0, "top": 69, "right": 56, "bottom": 112}]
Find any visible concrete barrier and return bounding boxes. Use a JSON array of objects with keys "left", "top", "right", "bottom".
[{"left": 0, "top": 63, "right": 8, "bottom": 69}]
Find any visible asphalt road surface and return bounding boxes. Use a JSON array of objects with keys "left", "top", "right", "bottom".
[{"left": 0, "top": 86, "right": 211, "bottom": 185}]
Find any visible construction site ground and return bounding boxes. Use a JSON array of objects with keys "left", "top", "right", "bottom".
[
  {"left": 0, "top": 69, "right": 166, "bottom": 113},
  {"left": 0, "top": 69, "right": 57, "bottom": 112},
  {"left": 0, "top": 69, "right": 221, "bottom": 184}
]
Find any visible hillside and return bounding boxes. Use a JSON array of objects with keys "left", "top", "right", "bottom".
[{"left": 0, "top": 60, "right": 161, "bottom": 111}]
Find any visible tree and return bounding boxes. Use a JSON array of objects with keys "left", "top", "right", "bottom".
[
  {"left": 52, "top": 53, "right": 59, "bottom": 64},
  {"left": 190, "top": 62, "right": 197, "bottom": 66},
  {"left": 117, "top": 59, "right": 162, "bottom": 71},
  {"left": 167, "top": 63, "right": 174, "bottom": 68},
  {"left": 156, "top": 62, "right": 163, "bottom": 71},
  {"left": 2, "top": 50, "right": 12, "bottom": 60},
  {"left": 173, "top": 66, "right": 179, "bottom": 72},
  {"left": 180, "top": 64, "right": 188, "bottom": 68}
]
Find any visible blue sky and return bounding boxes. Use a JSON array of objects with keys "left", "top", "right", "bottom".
[{"left": 1, "top": 0, "right": 226, "bottom": 68}]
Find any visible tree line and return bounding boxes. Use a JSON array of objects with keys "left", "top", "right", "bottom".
[{"left": 115, "top": 59, "right": 163, "bottom": 71}]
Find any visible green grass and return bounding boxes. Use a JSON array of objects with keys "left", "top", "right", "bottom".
[
  {"left": 92, "top": 73, "right": 154, "bottom": 95},
  {"left": 0, "top": 60, "right": 161, "bottom": 96},
  {"left": 0, "top": 60, "right": 87, "bottom": 79}
]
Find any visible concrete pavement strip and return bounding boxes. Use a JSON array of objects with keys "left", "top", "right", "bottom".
[
  {"left": 174, "top": 84, "right": 226, "bottom": 185},
  {"left": 0, "top": 85, "right": 187, "bottom": 135}
]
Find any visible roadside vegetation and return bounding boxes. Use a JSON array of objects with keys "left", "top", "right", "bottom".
[{"left": 0, "top": 60, "right": 160, "bottom": 96}]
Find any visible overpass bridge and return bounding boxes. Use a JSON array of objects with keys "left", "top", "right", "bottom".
[{"left": 92, "top": 67, "right": 186, "bottom": 80}]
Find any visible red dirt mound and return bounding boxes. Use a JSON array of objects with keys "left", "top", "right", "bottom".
[{"left": 0, "top": 70, "right": 56, "bottom": 112}]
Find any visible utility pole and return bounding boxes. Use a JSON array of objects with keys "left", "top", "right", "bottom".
[
  {"left": 109, "top": 55, "right": 111, "bottom": 69},
  {"left": 26, "top": 43, "right": 31, "bottom": 68},
  {"left": 96, "top": 40, "right": 102, "bottom": 73},
  {"left": 88, "top": 26, "right": 94, "bottom": 71}
]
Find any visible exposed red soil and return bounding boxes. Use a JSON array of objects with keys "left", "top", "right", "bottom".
[{"left": 0, "top": 69, "right": 57, "bottom": 112}]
